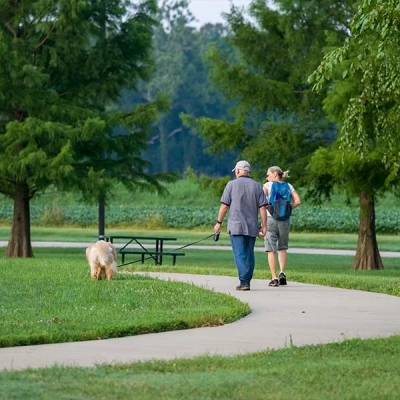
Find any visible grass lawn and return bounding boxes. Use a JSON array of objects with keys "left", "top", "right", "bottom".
[
  {"left": 1, "top": 336, "right": 400, "bottom": 400},
  {"left": 1, "top": 241, "right": 400, "bottom": 399},
  {"left": 0, "top": 249, "right": 250, "bottom": 348}
]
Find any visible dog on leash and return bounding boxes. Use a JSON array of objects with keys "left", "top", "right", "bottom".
[{"left": 86, "top": 240, "right": 117, "bottom": 280}]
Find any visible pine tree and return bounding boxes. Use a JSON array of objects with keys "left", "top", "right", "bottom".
[{"left": 0, "top": 0, "right": 172, "bottom": 257}]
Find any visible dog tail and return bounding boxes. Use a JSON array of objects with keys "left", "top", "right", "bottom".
[{"left": 96, "top": 240, "right": 117, "bottom": 271}]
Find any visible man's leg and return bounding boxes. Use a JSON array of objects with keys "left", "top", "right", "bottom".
[
  {"left": 230, "top": 235, "right": 250, "bottom": 287},
  {"left": 245, "top": 235, "right": 256, "bottom": 281}
]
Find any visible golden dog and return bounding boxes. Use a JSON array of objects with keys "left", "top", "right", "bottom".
[{"left": 86, "top": 240, "right": 117, "bottom": 280}]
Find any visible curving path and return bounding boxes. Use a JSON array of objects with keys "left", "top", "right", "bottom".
[{"left": 1, "top": 272, "right": 400, "bottom": 371}]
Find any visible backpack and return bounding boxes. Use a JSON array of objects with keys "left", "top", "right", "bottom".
[{"left": 267, "top": 181, "right": 292, "bottom": 221}]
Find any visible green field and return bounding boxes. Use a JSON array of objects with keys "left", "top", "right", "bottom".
[{"left": 1, "top": 180, "right": 400, "bottom": 233}]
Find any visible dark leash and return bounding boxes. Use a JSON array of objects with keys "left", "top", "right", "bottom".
[
  {"left": 116, "top": 232, "right": 218, "bottom": 268},
  {"left": 173, "top": 233, "right": 217, "bottom": 251}
]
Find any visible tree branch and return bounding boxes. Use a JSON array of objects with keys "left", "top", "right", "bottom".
[
  {"left": 6, "top": 24, "right": 17, "bottom": 37},
  {"left": 35, "top": 25, "right": 56, "bottom": 49}
]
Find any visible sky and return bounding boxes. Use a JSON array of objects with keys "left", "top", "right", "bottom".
[{"left": 188, "top": 0, "right": 252, "bottom": 27}]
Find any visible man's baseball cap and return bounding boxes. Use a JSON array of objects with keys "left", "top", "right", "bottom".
[{"left": 232, "top": 160, "right": 250, "bottom": 172}]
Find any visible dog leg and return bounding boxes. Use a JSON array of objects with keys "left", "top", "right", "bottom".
[{"left": 106, "top": 268, "right": 114, "bottom": 280}]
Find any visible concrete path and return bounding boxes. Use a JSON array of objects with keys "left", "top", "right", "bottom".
[
  {"left": 1, "top": 241, "right": 400, "bottom": 258},
  {"left": 1, "top": 272, "right": 400, "bottom": 371}
]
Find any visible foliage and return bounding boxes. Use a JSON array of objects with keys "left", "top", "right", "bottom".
[
  {"left": 127, "top": 0, "right": 237, "bottom": 175},
  {"left": 0, "top": 0, "right": 178, "bottom": 256},
  {"left": 308, "top": 0, "right": 400, "bottom": 186},
  {"left": 198, "top": 174, "right": 231, "bottom": 201},
  {"left": 0, "top": 0, "right": 171, "bottom": 202},
  {"left": 185, "top": 0, "right": 355, "bottom": 184},
  {"left": 183, "top": 166, "right": 231, "bottom": 201}
]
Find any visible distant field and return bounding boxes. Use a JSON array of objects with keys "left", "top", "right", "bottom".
[
  {"left": 1, "top": 180, "right": 399, "bottom": 208},
  {"left": 0, "top": 180, "right": 399, "bottom": 233}
]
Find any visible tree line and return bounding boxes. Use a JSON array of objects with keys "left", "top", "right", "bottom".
[{"left": 0, "top": 0, "right": 399, "bottom": 271}]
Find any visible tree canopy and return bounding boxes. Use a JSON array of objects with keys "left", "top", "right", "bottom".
[
  {"left": 132, "top": 0, "right": 235, "bottom": 175},
  {"left": 0, "top": 0, "right": 173, "bottom": 256},
  {"left": 183, "top": 0, "right": 355, "bottom": 182},
  {"left": 309, "top": 0, "right": 400, "bottom": 183}
]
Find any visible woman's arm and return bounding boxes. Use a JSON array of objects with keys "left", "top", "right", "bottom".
[{"left": 291, "top": 190, "right": 301, "bottom": 209}]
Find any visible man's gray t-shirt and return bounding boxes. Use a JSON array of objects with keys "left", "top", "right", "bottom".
[{"left": 220, "top": 176, "right": 267, "bottom": 237}]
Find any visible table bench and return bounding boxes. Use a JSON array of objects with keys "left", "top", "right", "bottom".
[
  {"left": 118, "top": 250, "right": 185, "bottom": 266},
  {"left": 106, "top": 235, "right": 185, "bottom": 266}
]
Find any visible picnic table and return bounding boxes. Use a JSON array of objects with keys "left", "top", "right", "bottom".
[{"left": 105, "top": 235, "right": 185, "bottom": 266}]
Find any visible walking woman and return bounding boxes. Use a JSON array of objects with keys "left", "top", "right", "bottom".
[{"left": 263, "top": 166, "right": 301, "bottom": 286}]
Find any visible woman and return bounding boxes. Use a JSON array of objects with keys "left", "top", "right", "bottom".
[{"left": 263, "top": 166, "right": 301, "bottom": 286}]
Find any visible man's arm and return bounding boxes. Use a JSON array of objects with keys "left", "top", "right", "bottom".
[
  {"left": 214, "top": 203, "right": 229, "bottom": 233},
  {"left": 259, "top": 206, "right": 267, "bottom": 237}
]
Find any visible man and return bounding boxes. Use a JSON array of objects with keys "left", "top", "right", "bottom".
[{"left": 214, "top": 160, "right": 267, "bottom": 291}]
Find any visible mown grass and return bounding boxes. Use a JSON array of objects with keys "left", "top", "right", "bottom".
[
  {"left": 2, "top": 246, "right": 399, "bottom": 349},
  {"left": 0, "top": 251, "right": 250, "bottom": 348},
  {"left": 1, "top": 336, "right": 400, "bottom": 400}
]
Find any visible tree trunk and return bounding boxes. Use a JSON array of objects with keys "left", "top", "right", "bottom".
[
  {"left": 352, "top": 191, "right": 383, "bottom": 270},
  {"left": 98, "top": 197, "right": 105, "bottom": 240},
  {"left": 6, "top": 182, "right": 33, "bottom": 258},
  {"left": 159, "top": 122, "right": 168, "bottom": 173}
]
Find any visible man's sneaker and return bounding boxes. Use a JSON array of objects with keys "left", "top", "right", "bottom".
[
  {"left": 236, "top": 284, "right": 250, "bottom": 291},
  {"left": 268, "top": 278, "right": 279, "bottom": 287},
  {"left": 279, "top": 271, "right": 287, "bottom": 286}
]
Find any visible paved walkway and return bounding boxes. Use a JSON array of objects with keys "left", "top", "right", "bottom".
[
  {"left": 1, "top": 241, "right": 400, "bottom": 258},
  {"left": 1, "top": 272, "right": 400, "bottom": 371}
]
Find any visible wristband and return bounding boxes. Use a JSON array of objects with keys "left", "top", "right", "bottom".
[{"left": 217, "top": 220, "right": 222, "bottom": 224}]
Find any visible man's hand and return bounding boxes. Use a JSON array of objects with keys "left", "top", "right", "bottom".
[
  {"left": 258, "top": 226, "right": 267, "bottom": 238},
  {"left": 214, "top": 222, "right": 221, "bottom": 233}
]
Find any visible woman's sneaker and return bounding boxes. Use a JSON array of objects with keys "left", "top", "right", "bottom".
[
  {"left": 279, "top": 271, "right": 287, "bottom": 286},
  {"left": 268, "top": 278, "right": 279, "bottom": 287}
]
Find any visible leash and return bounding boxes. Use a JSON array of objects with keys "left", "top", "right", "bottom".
[
  {"left": 116, "top": 233, "right": 215, "bottom": 268},
  {"left": 172, "top": 233, "right": 214, "bottom": 251}
]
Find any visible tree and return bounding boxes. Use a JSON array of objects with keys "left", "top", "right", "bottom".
[
  {"left": 0, "top": 0, "right": 173, "bottom": 257},
  {"left": 183, "top": 0, "right": 355, "bottom": 182},
  {"left": 134, "top": 0, "right": 234, "bottom": 175},
  {"left": 308, "top": 0, "right": 400, "bottom": 270}
]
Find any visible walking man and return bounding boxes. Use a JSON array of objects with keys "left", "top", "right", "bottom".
[{"left": 214, "top": 160, "right": 267, "bottom": 291}]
